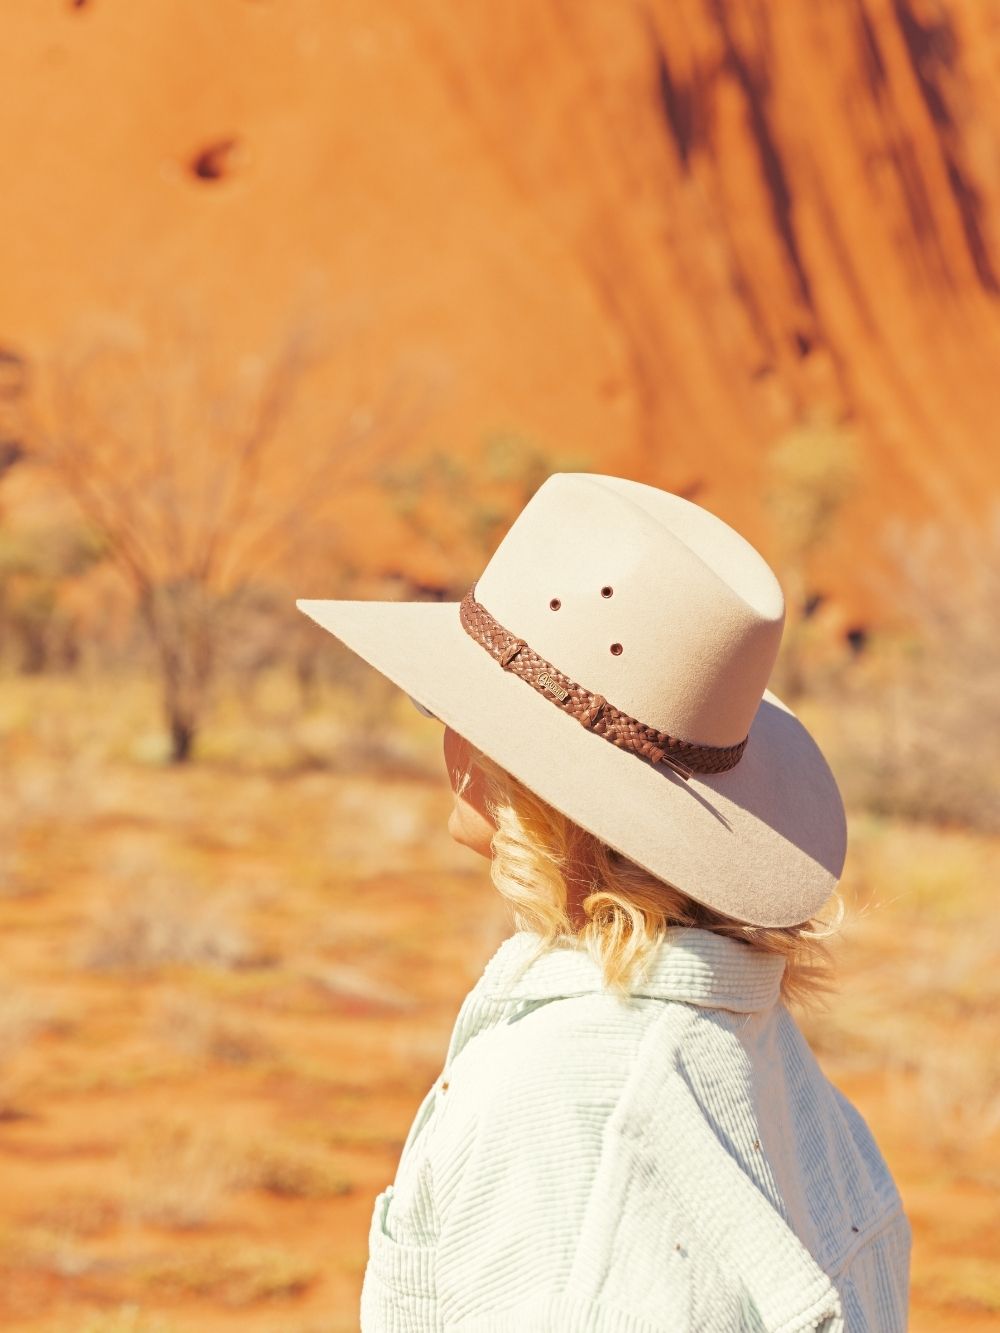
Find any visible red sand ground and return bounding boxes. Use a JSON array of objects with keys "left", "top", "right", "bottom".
[{"left": 0, "top": 676, "right": 998, "bottom": 1330}]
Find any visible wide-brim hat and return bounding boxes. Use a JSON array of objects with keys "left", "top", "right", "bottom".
[{"left": 295, "top": 473, "right": 846, "bottom": 927}]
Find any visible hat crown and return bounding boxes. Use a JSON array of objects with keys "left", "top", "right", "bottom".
[{"left": 474, "top": 474, "right": 785, "bottom": 748}]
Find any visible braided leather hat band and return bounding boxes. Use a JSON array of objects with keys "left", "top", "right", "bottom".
[{"left": 459, "top": 584, "right": 749, "bottom": 781}]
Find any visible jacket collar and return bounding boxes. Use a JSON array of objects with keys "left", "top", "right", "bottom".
[{"left": 476, "top": 927, "right": 786, "bottom": 1014}]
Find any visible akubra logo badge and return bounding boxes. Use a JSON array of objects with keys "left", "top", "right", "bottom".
[{"left": 537, "top": 671, "right": 569, "bottom": 702}]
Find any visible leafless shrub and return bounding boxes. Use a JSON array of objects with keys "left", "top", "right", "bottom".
[{"left": 23, "top": 298, "right": 424, "bottom": 761}]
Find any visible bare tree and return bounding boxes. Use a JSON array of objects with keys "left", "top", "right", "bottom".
[{"left": 24, "top": 303, "right": 421, "bottom": 761}]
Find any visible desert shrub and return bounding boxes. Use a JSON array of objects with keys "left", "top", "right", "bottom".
[
  {"left": 134, "top": 1242, "right": 318, "bottom": 1306},
  {"left": 150, "top": 991, "right": 275, "bottom": 1065},
  {"left": 827, "top": 509, "right": 1000, "bottom": 833},
  {"left": 28, "top": 1192, "right": 118, "bottom": 1240},
  {"left": 78, "top": 872, "right": 264, "bottom": 973},
  {"left": 78, "top": 1307, "right": 178, "bottom": 1333},
  {"left": 762, "top": 409, "right": 860, "bottom": 701},
  {"left": 237, "top": 1138, "right": 354, "bottom": 1200},
  {"left": 381, "top": 433, "right": 590, "bottom": 591},
  {"left": 0, "top": 988, "right": 62, "bottom": 1117},
  {"left": 0, "top": 509, "right": 106, "bottom": 674},
  {"left": 907, "top": 1037, "right": 1000, "bottom": 1157},
  {"left": 123, "top": 1116, "right": 238, "bottom": 1230},
  {"left": 0, "top": 825, "right": 33, "bottom": 900}
]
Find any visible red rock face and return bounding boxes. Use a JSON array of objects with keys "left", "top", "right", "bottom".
[{"left": 2, "top": 1, "right": 997, "bottom": 615}]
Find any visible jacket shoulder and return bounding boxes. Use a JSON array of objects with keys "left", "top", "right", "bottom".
[
  {"left": 446, "top": 990, "right": 669, "bottom": 1113},
  {"left": 426, "top": 993, "right": 678, "bottom": 1225}
]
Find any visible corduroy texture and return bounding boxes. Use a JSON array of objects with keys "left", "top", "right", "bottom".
[{"left": 360, "top": 929, "right": 911, "bottom": 1332}]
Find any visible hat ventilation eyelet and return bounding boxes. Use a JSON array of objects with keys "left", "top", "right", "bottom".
[
  {"left": 610, "top": 642, "right": 623, "bottom": 656},
  {"left": 549, "top": 597, "right": 561, "bottom": 611},
  {"left": 601, "top": 586, "right": 613, "bottom": 598}
]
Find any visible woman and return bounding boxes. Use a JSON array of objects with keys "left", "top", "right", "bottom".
[{"left": 297, "top": 472, "right": 911, "bottom": 1332}]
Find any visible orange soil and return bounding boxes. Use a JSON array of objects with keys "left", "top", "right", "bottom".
[{"left": 1, "top": 676, "right": 998, "bottom": 1330}]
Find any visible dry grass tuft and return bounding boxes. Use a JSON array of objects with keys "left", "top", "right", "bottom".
[
  {"left": 0, "top": 990, "right": 49, "bottom": 1060},
  {"left": 29, "top": 1191, "right": 119, "bottom": 1240},
  {"left": 305, "top": 960, "right": 416, "bottom": 1014},
  {"left": 122, "top": 1116, "right": 239, "bottom": 1230},
  {"left": 892, "top": 1040, "right": 1000, "bottom": 1159},
  {"left": 0, "top": 987, "right": 62, "bottom": 1116},
  {"left": 0, "top": 1221, "right": 105, "bottom": 1280},
  {"left": 133, "top": 1242, "right": 319, "bottom": 1306},
  {"left": 913, "top": 1255, "right": 1000, "bottom": 1315},
  {"left": 150, "top": 990, "right": 276, "bottom": 1066},
  {"left": 237, "top": 1137, "right": 354, "bottom": 1200},
  {"left": 77, "top": 1305, "right": 179, "bottom": 1333},
  {"left": 0, "top": 824, "right": 37, "bottom": 899},
  {"left": 79, "top": 876, "right": 263, "bottom": 972}
]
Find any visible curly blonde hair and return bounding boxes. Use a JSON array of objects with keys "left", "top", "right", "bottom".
[{"left": 460, "top": 745, "right": 845, "bottom": 1012}]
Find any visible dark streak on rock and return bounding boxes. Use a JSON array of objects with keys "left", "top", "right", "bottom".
[
  {"left": 810, "top": 164, "right": 878, "bottom": 337},
  {"left": 655, "top": 45, "right": 696, "bottom": 173},
  {"left": 890, "top": 135, "right": 938, "bottom": 248},
  {"left": 729, "top": 262, "right": 777, "bottom": 363},
  {"left": 708, "top": 0, "right": 814, "bottom": 314},
  {"left": 892, "top": 0, "right": 998, "bottom": 292},
  {"left": 942, "top": 157, "right": 999, "bottom": 293},
  {"left": 892, "top": 0, "right": 956, "bottom": 128},
  {"left": 0, "top": 345, "right": 28, "bottom": 398},
  {"left": 853, "top": 0, "right": 887, "bottom": 97}
]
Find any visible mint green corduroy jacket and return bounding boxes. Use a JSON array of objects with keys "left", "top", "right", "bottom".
[{"left": 361, "top": 927, "right": 911, "bottom": 1332}]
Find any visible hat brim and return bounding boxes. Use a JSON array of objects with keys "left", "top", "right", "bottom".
[{"left": 296, "top": 598, "right": 847, "bottom": 927}]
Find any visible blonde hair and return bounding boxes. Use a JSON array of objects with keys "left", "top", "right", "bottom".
[{"left": 461, "top": 746, "right": 845, "bottom": 1013}]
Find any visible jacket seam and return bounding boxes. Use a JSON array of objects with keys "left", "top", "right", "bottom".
[{"left": 824, "top": 1200, "right": 907, "bottom": 1280}]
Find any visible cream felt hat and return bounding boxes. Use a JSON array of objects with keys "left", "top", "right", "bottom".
[{"left": 295, "top": 472, "right": 847, "bottom": 927}]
